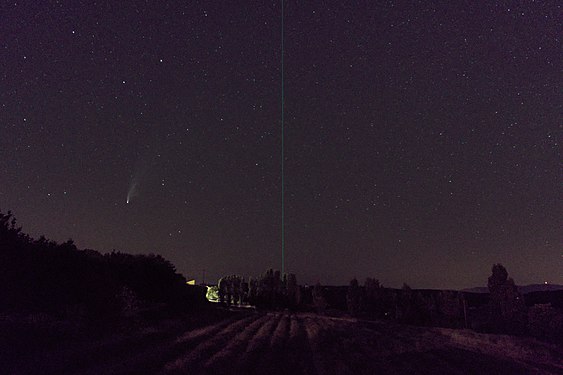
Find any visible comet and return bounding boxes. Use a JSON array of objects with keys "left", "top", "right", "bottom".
[
  {"left": 126, "top": 148, "right": 157, "bottom": 204},
  {"left": 126, "top": 177, "right": 139, "bottom": 204}
]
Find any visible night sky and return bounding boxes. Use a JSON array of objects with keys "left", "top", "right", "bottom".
[{"left": 1, "top": 1, "right": 561, "bottom": 289}]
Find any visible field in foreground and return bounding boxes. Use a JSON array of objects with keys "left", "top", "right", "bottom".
[{"left": 3, "top": 312, "right": 563, "bottom": 375}]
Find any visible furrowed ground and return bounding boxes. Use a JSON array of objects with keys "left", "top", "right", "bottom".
[{"left": 4, "top": 312, "right": 563, "bottom": 375}]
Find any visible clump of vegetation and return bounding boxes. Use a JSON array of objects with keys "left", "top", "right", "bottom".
[
  {"left": 5, "top": 208, "right": 561, "bottom": 344},
  {"left": 486, "top": 263, "right": 527, "bottom": 334},
  {"left": 216, "top": 269, "right": 301, "bottom": 310},
  {"left": 346, "top": 278, "right": 362, "bottom": 317},
  {"left": 0, "top": 210, "right": 205, "bottom": 324},
  {"left": 339, "top": 264, "right": 562, "bottom": 343},
  {"left": 312, "top": 282, "right": 328, "bottom": 314}
]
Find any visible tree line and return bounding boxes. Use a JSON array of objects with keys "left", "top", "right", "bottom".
[
  {"left": 0, "top": 210, "right": 205, "bottom": 323},
  {"left": 214, "top": 270, "right": 300, "bottom": 310},
  {"left": 215, "top": 264, "right": 562, "bottom": 343},
  {"left": 2, "top": 209, "right": 560, "bottom": 342},
  {"left": 342, "top": 263, "right": 561, "bottom": 341}
]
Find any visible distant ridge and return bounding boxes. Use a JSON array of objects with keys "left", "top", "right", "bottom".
[{"left": 462, "top": 284, "right": 563, "bottom": 294}]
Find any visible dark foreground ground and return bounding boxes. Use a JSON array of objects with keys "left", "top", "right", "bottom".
[{"left": 2, "top": 311, "right": 562, "bottom": 375}]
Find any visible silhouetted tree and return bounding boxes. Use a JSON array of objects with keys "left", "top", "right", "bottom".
[
  {"left": 241, "top": 278, "right": 249, "bottom": 304},
  {"left": 488, "top": 264, "right": 508, "bottom": 292},
  {"left": 312, "top": 282, "right": 327, "bottom": 314},
  {"left": 217, "top": 275, "right": 245, "bottom": 306},
  {"left": 396, "top": 283, "right": 411, "bottom": 321},
  {"left": 487, "top": 263, "right": 526, "bottom": 333},
  {"left": 232, "top": 275, "right": 241, "bottom": 305},
  {"left": 217, "top": 277, "right": 228, "bottom": 305},
  {"left": 286, "top": 273, "right": 300, "bottom": 309},
  {"left": 395, "top": 283, "right": 430, "bottom": 325},
  {"left": 217, "top": 270, "right": 301, "bottom": 311},
  {"left": 273, "top": 270, "right": 282, "bottom": 307},
  {"left": 248, "top": 277, "right": 257, "bottom": 305},
  {"left": 347, "top": 278, "right": 362, "bottom": 317},
  {"left": 0, "top": 210, "right": 30, "bottom": 247},
  {"left": 364, "top": 277, "right": 384, "bottom": 318},
  {"left": 255, "top": 269, "right": 285, "bottom": 309}
]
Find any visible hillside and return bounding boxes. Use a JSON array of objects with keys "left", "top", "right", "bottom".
[{"left": 463, "top": 284, "right": 563, "bottom": 294}]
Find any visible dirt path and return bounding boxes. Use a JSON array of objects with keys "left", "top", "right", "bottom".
[{"left": 8, "top": 312, "right": 563, "bottom": 374}]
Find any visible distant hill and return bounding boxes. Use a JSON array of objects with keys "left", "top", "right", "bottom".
[
  {"left": 463, "top": 284, "right": 563, "bottom": 294},
  {"left": 462, "top": 287, "right": 489, "bottom": 293}
]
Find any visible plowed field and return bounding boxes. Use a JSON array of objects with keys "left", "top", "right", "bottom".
[{"left": 6, "top": 312, "right": 563, "bottom": 374}]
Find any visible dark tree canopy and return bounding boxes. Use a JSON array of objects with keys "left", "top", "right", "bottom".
[
  {"left": 0, "top": 210, "right": 200, "bottom": 319},
  {"left": 488, "top": 263, "right": 510, "bottom": 292},
  {"left": 486, "top": 263, "right": 526, "bottom": 333}
]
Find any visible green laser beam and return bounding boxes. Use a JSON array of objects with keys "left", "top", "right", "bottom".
[{"left": 281, "top": 0, "right": 285, "bottom": 276}]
